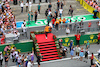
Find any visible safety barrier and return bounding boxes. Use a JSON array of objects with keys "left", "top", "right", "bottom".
[{"left": 57, "top": 33, "right": 98, "bottom": 47}]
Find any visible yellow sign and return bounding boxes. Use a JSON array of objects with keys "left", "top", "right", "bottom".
[
  {"left": 64, "top": 38, "right": 69, "bottom": 42},
  {"left": 90, "top": 35, "right": 94, "bottom": 39},
  {"left": 10, "top": 44, "right": 21, "bottom": 52},
  {"left": 84, "top": 39, "right": 98, "bottom": 44},
  {"left": 63, "top": 42, "right": 74, "bottom": 47}
]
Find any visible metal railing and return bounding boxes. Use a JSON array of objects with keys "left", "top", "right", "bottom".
[{"left": 2, "top": 20, "right": 100, "bottom": 44}]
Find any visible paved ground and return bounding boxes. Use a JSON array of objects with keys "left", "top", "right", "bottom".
[
  {"left": 9, "top": 0, "right": 90, "bottom": 21},
  {"left": 2, "top": 0, "right": 100, "bottom": 67},
  {"left": 3, "top": 44, "right": 99, "bottom": 67}
]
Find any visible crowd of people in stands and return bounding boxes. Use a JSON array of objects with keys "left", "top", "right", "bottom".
[
  {"left": 85, "top": 0, "right": 100, "bottom": 12},
  {"left": 0, "top": 0, "right": 21, "bottom": 44}
]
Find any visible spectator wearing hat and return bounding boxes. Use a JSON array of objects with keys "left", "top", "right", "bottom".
[{"left": 0, "top": 52, "right": 3, "bottom": 65}]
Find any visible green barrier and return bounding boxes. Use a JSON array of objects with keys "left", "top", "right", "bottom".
[
  {"left": 0, "top": 42, "right": 33, "bottom": 53},
  {"left": 0, "top": 33, "right": 99, "bottom": 52},
  {"left": 58, "top": 33, "right": 98, "bottom": 47}
]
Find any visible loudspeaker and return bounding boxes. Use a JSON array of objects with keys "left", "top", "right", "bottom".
[{"left": 13, "top": 0, "right": 17, "bottom": 5}]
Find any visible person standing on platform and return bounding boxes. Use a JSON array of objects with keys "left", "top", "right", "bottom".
[
  {"left": 70, "top": 7, "right": 73, "bottom": 17},
  {"left": 59, "top": 8, "right": 63, "bottom": 18},
  {"left": 29, "top": 0, "right": 32, "bottom": 12},
  {"left": 48, "top": 3, "right": 52, "bottom": 10},
  {"left": 75, "top": 33, "right": 81, "bottom": 46},
  {"left": 55, "top": 9, "right": 58, "bottom": 18},
  {"left": 44, "top": 25, "right": 50, "bottom": 39},
  {"left": 52, "top": 17, "right": 55, "bottom": 28},
  {"left": 55, "top": 19, "right": 59, "bottom": 31},
  {"left": 45, "top": 9, "right": 48, "bottom": 18},
  {"left": 69, "top": 20, "right": 72, "bottom": 30},
  {"left": 37, "top": 3, "right": 41, "bottom": 14},
  {"left": 68, "top": 5, "right": 73, "bottom": 17},
  {"left": 61, "top": 1, "right": 64, "bottom": 9},
  {"left": 31, "top": 10, "right": 33, "bottom": 22},
  {"left": 47, "top": 15, "right": 51, "bottom": 25},
  {"left": 34, "top": 10, "right": 38, "bottom": 23},
  {"left": 26, "top": 1, "right": 29, "bottom": 12},
  {"left": 28, "top": 12, "right": 30, "bottom": 25},
  {"left": 57, "top": 0, "right": 60, "bottom": 10},
  {"left": 20, "top": 1, "right": 24, "bottom": 13},
  {"left": 97, "top": 33, "right": 100, "bottom": 44}
]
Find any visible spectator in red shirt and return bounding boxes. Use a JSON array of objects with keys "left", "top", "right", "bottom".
[
  {"left": 88, "top": 21, "right": 92, "bottom": 32},
  {"left": 97, "top": 33, "right": 100, "bottom": 44},
  {"left": 75, "top": 33, "right": 81, "bottom": 46},
  {"left": 90, "top": 53, "right": 94, "bottom": 66},
  {"left": 52, "top": 17, "right": 55, "bottom": 28}
]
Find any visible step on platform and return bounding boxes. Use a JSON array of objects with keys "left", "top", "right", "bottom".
[{"left": 35, "top": 33, "right": 60, "bottom": 61}]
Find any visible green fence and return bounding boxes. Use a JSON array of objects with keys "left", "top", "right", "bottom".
[
  {"left": 0, "top": 42, "right": 33, "bottom": 53},
  {"left": 58, "top": 33, "right": 98, "bottom": 47},
  {"left": 0, "top": 33, "right": 98, "bottom": 52}
]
